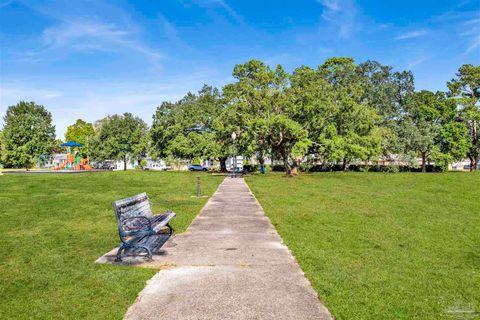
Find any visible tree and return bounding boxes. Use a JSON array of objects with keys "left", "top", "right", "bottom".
[
  {"left": 212, "top": 108, "right": 241, "bottom": 172},
  {"left": 400, "top": 90, "right": 464, "bottom": 172},
  {"left": 151, "top": 86, "right": 226, "bottom": 167},
  {"left": 65, "top": 119, "right": 95, "bottom": 157},
  {"left": 448, "top": 64, "right": 480, "bottom": 171},
  {"left": 256, "top": 115, "right": 310, "bottom": 175},
  {"left": 1, "top": 101, "right": 56, "bottom": 169},
  {"left": 289, "top": 65, "right": 336, "bottom": 165},
  {"left": 316, "top": 58, "right": 382, "bottom": 170},
  {"left": 358, "top": 61, "right": 415, "bottom": 160},
  {"left": 91, "top": 113, "right": 148, "bottom": 170},
  {"left": 222, "top": 60, "right": 282, "bottom": 170},
  {"left": 222, "top": 60, "right": 311, "bottom": 175},
  {"left": 0, "top": 130, "right": 3, "bottom": 165}
]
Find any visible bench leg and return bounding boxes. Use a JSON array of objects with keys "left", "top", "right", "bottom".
[
  {"left": 139, "top": 245, "right": 153, "bottom": 261},
  {"left": 115, "top": 245, "right": 125, "bottom": 262},
  {"left": 116, "top": 244, "right": 153, "bottom": 261},
  {"left": 167, "top": 223, "right": 174, "bottom": 236}
]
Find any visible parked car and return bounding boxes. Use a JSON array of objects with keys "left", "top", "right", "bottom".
[
  {"left": 188, "top": 164, "right": 208, "bottom": 171},
  {"left": 92, "top": 161, "right": 116, "bottom": 170},
  {"left": 143, "top": 163, "right": 170, "bottom": 171}
]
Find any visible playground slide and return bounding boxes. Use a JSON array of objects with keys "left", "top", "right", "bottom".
[{"left": 54, "top": 162, "right": 66, "bottom": 170}]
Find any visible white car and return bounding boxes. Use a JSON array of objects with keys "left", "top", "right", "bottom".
[{"left": 143, "top": 163, "right": 170, "bottom": 171}]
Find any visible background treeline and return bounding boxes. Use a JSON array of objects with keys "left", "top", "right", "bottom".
[{"left": 1, "top": 58, "right": 479, "bottom": 173}]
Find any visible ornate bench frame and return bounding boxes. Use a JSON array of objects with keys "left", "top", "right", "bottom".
[{"left": 112, "top": 192, "right": 176, "bottom": 261}]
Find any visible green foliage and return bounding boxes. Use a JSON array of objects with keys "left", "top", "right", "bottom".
[
  {"left": 65, "top": 119, "right": 94, "bottom": 145},
  {"left": 147, "top": 59, "right": 478, "bottom": 174},
  {"left": 1, "top": 101, "right": 56, "bottom": 168},
  {"left": 385, "top": 163, "right": 400, "bottom": 173},
  {"left": 448, "top": 64, "right": 480, "bottom": 170},
  {"left": 151, "top": 85, "right": 225, "bottom": 163},
  {"left": 0, "top": 130, "right": 3, "bottom": 164},
  {"left": 222, "top": 60, "right": 311, "bottom": 174},
  {"left": 65, "top": 119, "right": 94, "bottom": 157},
  {"left": 4, "top": 60, "right": 476, "bottom": 174},
  {"left": 398, "top": 90, "right": 468, "bottom": 172},
  {"left": 90, "top": 113, "right": 148, "bottom": 170}
]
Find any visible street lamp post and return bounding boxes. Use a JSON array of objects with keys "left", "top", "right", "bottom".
[{"left": 231, "top": 131, "right": 237, "bottom": 178}]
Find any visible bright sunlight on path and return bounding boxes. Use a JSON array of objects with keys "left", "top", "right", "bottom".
[{"left": 124, "top": 177, "right": 332, "bottom": 320}]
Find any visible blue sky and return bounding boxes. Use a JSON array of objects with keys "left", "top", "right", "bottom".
[{"left": 1, "top": 0, "right": 479, "bottom": 137}]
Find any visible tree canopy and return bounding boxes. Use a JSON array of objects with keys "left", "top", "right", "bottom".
[
  {"left": 1, "top": 101, "right": 56, "bottom": 169},
  {"left": 65, "top": 119, "right": 95, "bottom": 157},
  {"left": 90, "top": 113, "right": 148, "bottom": 170},
  {"left": 151, "top": 85, "right": 227, "bottom": 169},
  {"left": 448, "top": 64, "right": 480, "bottom": 170},
  {"left": 147, "top": 59, "right": 480, "bottom": 173},
  {"left": 2, "top": 59, "right": 479, "bottom": 173}
]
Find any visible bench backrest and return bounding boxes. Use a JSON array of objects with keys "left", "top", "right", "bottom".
[{"left": 112, "top": 192, "right": 153, "bottom": 224}]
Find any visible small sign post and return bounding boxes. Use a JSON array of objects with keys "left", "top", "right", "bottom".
[{"left": 197, "top": 176, "right": 201, "bottom": 197}]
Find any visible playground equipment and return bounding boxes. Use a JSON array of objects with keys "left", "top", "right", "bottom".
[
  {"left": 52, "top": 141, "right": 93, "bottom": 171},
  {"left": 37, "top": 154, "right": 55, "bottom": 169}
]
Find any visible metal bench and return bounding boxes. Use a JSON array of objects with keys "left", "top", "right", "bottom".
[{"left": 112, "top": 192, "right": 176, "bottom": 261}]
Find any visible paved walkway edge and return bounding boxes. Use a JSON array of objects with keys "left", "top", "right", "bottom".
[{"left": 124, "top": 177, "right": 332, "bottom": 320}]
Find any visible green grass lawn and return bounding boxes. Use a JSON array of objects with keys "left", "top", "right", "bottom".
[
  {"left": 246, "top": 172, "right": 480, "bottom": 320},
  {"left": 0, "top": 171, "right": 224, "bottom": 319}
]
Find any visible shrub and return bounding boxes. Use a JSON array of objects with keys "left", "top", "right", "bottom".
[
  {"left": 271, "top": 164, "right": 285, "bottom": 172},
  {"left": 358, "top": 165, "right": 371, "bottom": 172},
  {"left": 243, "top": 164, "right": 258, "bottom": 173},
  {"left": 384, "top": 164, "right": 399, "bottom": 173}
]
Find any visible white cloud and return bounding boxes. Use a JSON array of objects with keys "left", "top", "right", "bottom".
[
  {"left": 465, "top": 34, "right": 480, "bottom": 53},
  {"left": 407, "top": 56, "right": 428, "bottom": 69},
  {"left": 318, "top": 0, "right": 340, "bottom": 11},
  {"left": 462, "top": 17, "right": 480, "bottom": 54},
  {"left": 185, "top": 0, "right": 244, "bottom": 24},
  {"left": 158, "top": 15, "right": 179, "bottom": 41},
  {"left": 318, "top": 0, "right": 357, "bottom": 39},
  {"left": 40, "top": 17, "right": 162, "bottom": 61},
  {"left": 464, "top": 17, "right": 480, "bottom": 25},
  {"left": 213, "top": 0, "right": 244, "bottom": 24},
  {"left": 395, "top": 29, "right": 428, "bottom": 40}
]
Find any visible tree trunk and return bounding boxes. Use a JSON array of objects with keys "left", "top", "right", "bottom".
[
  {"left": 259, "top": 157, "right": 265, "bottom": 174},
  {"left": 283, "top": 154, "right": 292, "bottom": 176},
  {"left": 469, "top": 155, "right": 476, "bottom": 172},
  {"left": 421, "top": 152, "right": 426, "bottom": 173},
  {"left": 471, "top": 120, "right": 478, "bottom": 171},
  {"left": 290, "top": 158, "right": 300, "bottom": 175},
  {"left": 219, "top": 157, "right": 227, "bottom": 173},
  {"left": 342, "top": 157, "right": 348, "bottom": 171},
  {"left": 123, "top": 155, "right": 127, "bottom": 171}
]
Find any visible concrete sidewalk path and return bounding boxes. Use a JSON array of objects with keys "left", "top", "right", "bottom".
[{"left": 124, "top": 177, "right": 332, "bottom": 320}]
